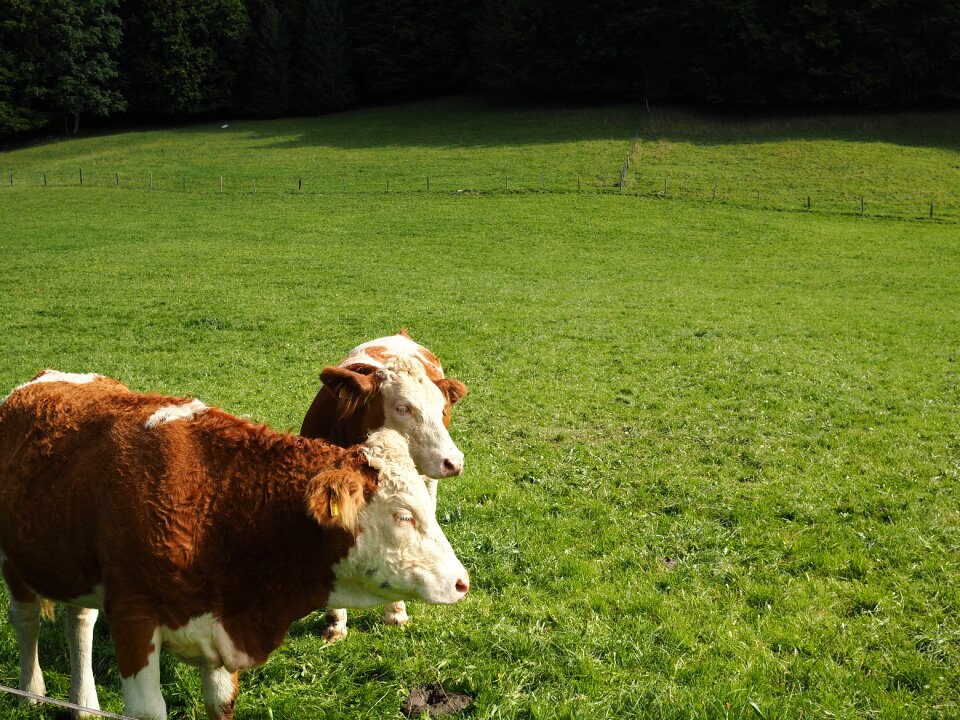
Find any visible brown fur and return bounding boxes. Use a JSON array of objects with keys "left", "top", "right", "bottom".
[{"left": 0, "top": 375, "right": 381, "bottom": 681}]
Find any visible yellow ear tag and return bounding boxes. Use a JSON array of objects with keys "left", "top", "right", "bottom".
[{"left": 329, "top": 495, "right": 340, "bottom": 518}]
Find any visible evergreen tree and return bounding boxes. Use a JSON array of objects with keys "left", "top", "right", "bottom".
[
  {"left": 0, "top": 2, "right": 44, "bottom": 135},
  {"left": 288, "top": 0, "right": 354, "bottom": 114},
  {"left": 24, "top": 0, "right": 126, "bottom": 134},
  {"left": 120, "top": 0, "right": 247, "bottom": 116},
  {"left": 233, "top": 0, "right": 290, "bottom": 117}
]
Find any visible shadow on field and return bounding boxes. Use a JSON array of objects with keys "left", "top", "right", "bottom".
[{"left": 215, "top": 96, "right": 960, "bottom": 153}]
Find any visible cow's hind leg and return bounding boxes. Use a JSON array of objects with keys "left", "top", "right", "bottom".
[
  {"left": 1, "top": 559, "right": 46, "bottom": 700},
  {"left": 201, "top": 666, "right": 238, "bottom": 720},
  {"left": 8, "top": 597, "right": 46, "bottom": 699},
  {"left": 65, "top": 606, "right": 100, "bottom": 717},
  {"left": 321, "top": 608, "right": 348, "bottom": 642}
]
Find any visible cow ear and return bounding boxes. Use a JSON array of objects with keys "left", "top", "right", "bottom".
[
  {"left": 306, "top": 470, "right": 365, "bottom": 531},
  {"left": 437, "top": 377, "right": 468, "bottom": 405},
  {"left": 320, "top": 365, "right": 380, "bottom": 403}
]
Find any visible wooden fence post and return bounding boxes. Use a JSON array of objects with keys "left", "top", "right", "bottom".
[
  {"left": 220, "top": 176, "right": 223, "bottom": 193},
  {"left": 79, "top": 169, "right": 83, "bottom": 185}
]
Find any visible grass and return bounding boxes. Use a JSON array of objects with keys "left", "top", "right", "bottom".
[
  {"left": 2, "top": 97, "right": 958, "bottom": 218},
  {"left": 0, "top": 98, "right": 959, "bottom": 719}
]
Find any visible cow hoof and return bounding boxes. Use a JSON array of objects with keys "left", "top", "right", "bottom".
[
  {"left": 383, "top": 605, "right": 409, "bottom": 626},
  {"left": 321, "top": 622, "right": 348, "bottom": 643}
]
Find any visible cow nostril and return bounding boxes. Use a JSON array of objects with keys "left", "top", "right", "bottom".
[
  {"left": 442, "top": 458, "right": 463, "bottom": 476},
  {"left": 455, "top": 578, "right": 469, "bottom": 594}
]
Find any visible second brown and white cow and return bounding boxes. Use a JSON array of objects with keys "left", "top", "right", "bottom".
[
  {"left": 302, "top": 330, "right": 468, "bottom": 478},
  {"left": 0, "top": 370, "right": 468, "bottom": 720},
  {"left": 300, "top": 331, "right": 469, "bottom": 640}
]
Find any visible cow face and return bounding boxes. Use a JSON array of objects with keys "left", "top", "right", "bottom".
[
  {"left": 317, "top": 430, "right": 469, "bottom": 609},
  {"left": 320, "top": 357, "right": 464, "bottom": 478}
]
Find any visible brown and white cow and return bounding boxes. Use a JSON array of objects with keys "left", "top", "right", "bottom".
[
  {"left": 300, "top": 331, "right": 468, "bottom": 640},
  {"left": 0, "top": 370, "right": 468, "bottom": 720},
  {"left": 302, "top": 330, "right": 468, "bottom": 478}
]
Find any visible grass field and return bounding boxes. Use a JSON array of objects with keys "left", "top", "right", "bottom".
[{"left": 1, "top": 98, "right": 959, "bottom": 719}]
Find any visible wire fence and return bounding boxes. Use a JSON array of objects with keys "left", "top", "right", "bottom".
[{"left": 4, "top": 167, "right": 958, "bottom": 223}]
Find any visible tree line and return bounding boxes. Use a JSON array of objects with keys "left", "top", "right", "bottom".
[{"left": 2, "top": 0, "right": 958, "bottom": 137}]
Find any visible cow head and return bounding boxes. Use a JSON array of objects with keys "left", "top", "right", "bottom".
[
  {"left": 320, "top": 357, "right": 465, "bottom": 478},
  {"left": 308, "top": 429, "right": 469, "bottom": 608}
]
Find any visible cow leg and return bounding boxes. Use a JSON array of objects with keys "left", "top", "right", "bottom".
[
  {"left": 114, "top": 622, "right": 166, "bottom": 720},
  {"left": 7, "top": 597, "right": 46, "bottom": 699},
  {"left": 1, "top": 557, "right": 45, "bottom": 701},
  {"left": 65, "top": 606, "right": 100, "bottom": 717},
  {"left": 200, "top": 666, "right": 238, "bottom": 720},
  {"left": 382, "top": 601, "right": 409, "bottom": 626},
  {"left": 321, "top": 608, "right": 348, "bottom": 642}
]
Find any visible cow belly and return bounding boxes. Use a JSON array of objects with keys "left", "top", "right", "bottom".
[{"left": 161, "top": 614, "right": 257, "bottom": 672}]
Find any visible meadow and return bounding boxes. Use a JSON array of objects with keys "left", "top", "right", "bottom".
[{"left": 0, "top": 98, "right": 959, "bottom": 719}]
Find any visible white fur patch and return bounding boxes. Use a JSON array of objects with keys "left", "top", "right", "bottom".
[
  {"left": 341, "top": 333, "right": 445, "bottom": 378},
  {"left": 160, "top": 614, "right": 257, "bottom": 672},
  {"left": 2, "top": 370, "right": 101, "bottom": 406},
  {"left": 201, "top": 666, "right": 236, "bottom": 713},
  {"left": 376, "top": 358, "right": 463, "bottom": 478},
  {"left": 327, "top": 429, "right": 468, "bottom": 609},
  {"left": 144, "top": 399, "right": 209, "bottom": 429},
  {"left": 120, "top": 628, "right": 166, "bottom": 720}
]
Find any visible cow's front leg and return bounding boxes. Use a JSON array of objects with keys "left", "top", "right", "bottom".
[
  {"left": 201, "top": 666, "right": 238, "bottom": 720},
  {"left": 113, "top": 622, "right": 166, "bottom": 720},
  {"left": 383, "top": 601, "right": 409, "bottom": 626},
  {"left": 321, "top": 608, "right": 348, "bottom": 642},
  {"left": 65, "top": 606, "right": 100, "bottom": 717}
]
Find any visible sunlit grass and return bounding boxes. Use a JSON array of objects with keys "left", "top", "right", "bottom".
[{"left": 1, "top": 101, "right": 959, "bottom": 719}]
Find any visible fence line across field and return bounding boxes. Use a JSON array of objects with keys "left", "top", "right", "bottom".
[
  {"left": 3, "top": 169, "right": 956, "bottom": 222},
  {"left": 0, "top": 684, "right": 137, "bottom": 720}
]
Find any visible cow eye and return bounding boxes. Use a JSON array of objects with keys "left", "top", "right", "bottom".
[
  {"left": 394, "top": 512, "right": 416, "bottom": 526},
  {"left": 396, "top": 405, "right": 410, "bottom": 416}
]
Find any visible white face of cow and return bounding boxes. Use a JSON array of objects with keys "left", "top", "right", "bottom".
[
  {"left": 377, "top": 358, "right": 464, "bottom": 478},
  {"left": 325, "top": 430, "right": 469, "bottom": 609}
]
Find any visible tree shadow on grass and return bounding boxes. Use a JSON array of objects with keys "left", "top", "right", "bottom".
[{"left": 225, "top": 94, "right": 960, "bottom": 153}]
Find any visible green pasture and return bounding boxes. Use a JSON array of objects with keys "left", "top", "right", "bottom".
[
  {"left": 2, "top": 98, "right": 958, "bottom": 219},
  {"left": 1, "top": 99, "right": 959, "bottom": 719}
]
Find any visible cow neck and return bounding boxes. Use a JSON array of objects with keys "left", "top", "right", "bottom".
[{"left": 190, "top": 412, "right": 368, "bottom": 663}]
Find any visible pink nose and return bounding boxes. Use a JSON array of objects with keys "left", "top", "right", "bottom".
[
  {"left": 441, "top": 458, "right": 463, "bottom": 477},
  {"left": 455, "top": 577, "right": 470, "bottom": 595}
]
